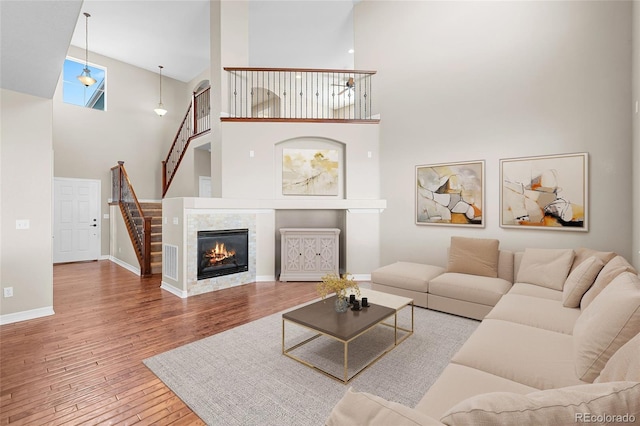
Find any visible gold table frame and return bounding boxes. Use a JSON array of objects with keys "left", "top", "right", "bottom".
[{"left": 282, "top": 297, "right": 414, "bottom": 384}]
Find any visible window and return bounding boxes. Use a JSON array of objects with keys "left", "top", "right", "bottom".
[{"left": 63, "top": 57, "right": 106, "bottom": 110}]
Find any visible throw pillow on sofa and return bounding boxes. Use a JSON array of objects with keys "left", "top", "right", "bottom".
[
  {"left": 440, "top": 381, "right": 640, "bottom": 426},
  {"left": 516, "top": 248, "right": 575, "bottom": 290},
  {"left": 562, "top": 256, "right": 605, "bottom": 308},
  {"left": 573, "top": 272, "right": 640, "bottom": 382},
  {"left": 447, "top": 236, "right": 500, "bottom": 278},
  {"left": 580, "top": 255, "right": 637, "bottom": 310},
  {"left": 595, "top": 331, "right": 640, "bottom": 383}
]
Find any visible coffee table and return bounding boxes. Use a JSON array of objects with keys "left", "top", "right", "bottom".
[{"left": 282, "top": 288, "right": 414, "bottom": 384}]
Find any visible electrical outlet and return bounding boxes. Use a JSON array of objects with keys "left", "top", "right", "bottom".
[
  {"left": 16, "top": 219, "right": 29, "bottom": 230},
  {"left": 4, "top": 287, "right": 13, "bottom": 298}
]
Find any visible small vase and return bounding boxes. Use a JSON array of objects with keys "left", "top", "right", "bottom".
[{"left": 334, "top": 297, "right": 349, "bottom": 313}]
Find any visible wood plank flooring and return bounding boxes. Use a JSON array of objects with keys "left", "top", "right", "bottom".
[{"left": 0, "top": 261, "right": 319, "bottom": 425}]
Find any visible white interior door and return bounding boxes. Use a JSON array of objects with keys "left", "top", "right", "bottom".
[{"left": 53, "top": 178, "right": 101, "bottom": 263}]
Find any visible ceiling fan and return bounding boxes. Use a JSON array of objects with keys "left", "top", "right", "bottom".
[{"left": 332, "top": 77, "right": 355, "bottom": 95}]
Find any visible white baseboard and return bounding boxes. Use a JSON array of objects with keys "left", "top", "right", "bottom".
[
  {"left": 256, "top": 275, "right": 276, "bottom": 282},
  {"left": 100, "top": 254, "right": 110, "bottom": 260},
  {"left": 109, "top": 256, "right": 141, "bottom": 276},
  {"left": 0, "top": 306, "right": 55, "bottom": 325},
  {"left": 161, "top": 281, "right": 188, "bottom": 298}
]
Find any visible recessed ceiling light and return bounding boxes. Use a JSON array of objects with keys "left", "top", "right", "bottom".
[{"left": 348, "top": 49, "right": 355, "bottom": 54}]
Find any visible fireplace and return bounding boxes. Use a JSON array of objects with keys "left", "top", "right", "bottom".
[{"left": 197, "top": 229, "right": 249, "bottom": 280}]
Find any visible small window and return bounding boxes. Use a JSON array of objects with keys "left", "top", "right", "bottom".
[{"left": 63, "top": 57, "right": 106, "bottom": 110}]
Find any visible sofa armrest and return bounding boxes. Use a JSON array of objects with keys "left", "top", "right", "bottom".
[{"left": 326, "top": 388, "right": 444, "bottom": 426}]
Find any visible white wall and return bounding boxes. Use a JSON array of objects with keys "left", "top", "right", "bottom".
[
  {"left": 0, "top": 89, "right": 54, "bottom": 322},
  {"left": 53, "top": 46, "right": 189, "bottom": 257},
  {"left": 248, "top": 1, "right": 354, "bottom": 70},
  {"left": 633, "top": 0, "right": 640, "bottom": 269},
  {"left": 355, "top": 1, "right": 633, "bottom": 266},
  {"left": 219, "top": 122, "right": 380, "bottom": 200}
]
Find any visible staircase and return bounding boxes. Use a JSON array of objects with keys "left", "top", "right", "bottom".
[
  {"left": 111, "top": 162, "right": 160, "bottom": 277},
  {"left": 110, "top": 87, "right": 211, "bottom": 277},
  {"left": 136, "top": 202, "right": 163, "bottom": 275}
]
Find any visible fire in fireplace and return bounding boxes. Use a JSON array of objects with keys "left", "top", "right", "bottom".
[{"left": 197, "top": 229, "right": 249, "bottom": 280}]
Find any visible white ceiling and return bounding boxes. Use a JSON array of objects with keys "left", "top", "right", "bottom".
[
  {"left": 1, "top": 0, "right": 355, "bottom": 99},
  {"left": 69, "top": 0, "right": 210, "bottom": 83}
]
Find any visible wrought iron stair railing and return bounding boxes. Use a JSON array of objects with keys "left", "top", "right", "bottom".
[
  {"left": 162, "top": 86, "right": 211, "bottom": 197},
  {"left": 111, "top": 161, "right": 152, "bottom": 277}
]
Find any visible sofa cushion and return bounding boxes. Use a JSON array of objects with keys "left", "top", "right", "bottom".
[
  {"left": 516, "top": 248, "right": 575, "bottom": 290},
  {"left": 326, "top": 387, "right": 443, "bottom": 426},
  {"left": 440, "top": 381, "right": 640, "bottom": 426},
  {"left": 428, "top": 273, "right": 512, "bottom": 307},
  {"left": 447, "top": 237, "right": 499, "bottom": 278},
  {"left": 485, "top": 294, "right": 580, "bottom": 335},
  {"left": 415, "top": 363, "right": 537, "bottom": 420},
  {"left": 371, "top": 262, "right": 445, "bottom": 293},
  {"left": 562, "top": 256, "right": 605, "bottom": 308},
  {"left": 451, "top": 319, "right": 584, "bottom": 389},
  {"left": 569, "top": 247, "right": 616, "bottom": 273},
  {"left": 573, "top": 272, "right": 640, "bottom": 382},
  {"left": 508, "top": 282, "right": 563, "bottom": 301},
  {"left": 595, "top": 332, "right": 640, "bottom": 383},
  {"left": 580, "top": 255, "right": 637, "bottom": 310}
]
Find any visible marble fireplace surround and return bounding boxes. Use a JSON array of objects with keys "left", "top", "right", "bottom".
[{"left": 160, "top": 197, "right": 386, "bottom": 298}]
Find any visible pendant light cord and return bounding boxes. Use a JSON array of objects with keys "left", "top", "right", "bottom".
[{"left": 84, "top": 13, "right": 90, "bottom": 68}]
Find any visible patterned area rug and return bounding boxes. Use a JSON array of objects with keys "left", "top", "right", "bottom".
[{"left": 144, "top": 302, "right": 478, "bottom": 426}]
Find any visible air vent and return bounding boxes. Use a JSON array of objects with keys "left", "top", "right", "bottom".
[{"left": 163, "top": 244, "right": 178, "bottom": 280}]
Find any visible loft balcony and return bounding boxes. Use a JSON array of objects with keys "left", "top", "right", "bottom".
[{"left": 221, "top": 67, "right": 379, "bottom": 123}]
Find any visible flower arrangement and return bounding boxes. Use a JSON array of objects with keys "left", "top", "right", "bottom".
[{"left": 316, "top": 273, "right": 360, "bottom": 300}]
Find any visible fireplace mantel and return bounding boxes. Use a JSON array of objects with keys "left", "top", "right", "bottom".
[
  {"left": 160, "top": 197, "right": 386, "bottom": 298},
  {"left": 180, "top": 197, "right": 386, "bottom": 211}
]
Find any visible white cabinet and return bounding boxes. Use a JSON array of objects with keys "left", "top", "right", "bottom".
[{"left": 279, "top": 228, "right": 340, "bottom": 281}]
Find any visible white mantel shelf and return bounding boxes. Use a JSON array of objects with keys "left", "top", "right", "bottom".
[{"left": 175, "top": 197, "right": 387, "bottom": 211}]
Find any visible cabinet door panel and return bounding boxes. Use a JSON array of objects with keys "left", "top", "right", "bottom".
[
  {"left": 318, "top": 237, "right": 338, "bottom": 271},
  {"left": 302, "top": 238, "right": 318, "bottom": 271},
  {"left": 284, "top": 237, "right": 302, "bottom": 272}
]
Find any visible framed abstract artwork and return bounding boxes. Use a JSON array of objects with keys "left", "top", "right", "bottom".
[
  {"left": 500, "top": 152, "right": 588, "bottom": 231},
  {"left": 416, "top": 160, "right": 484, "bottom": 227},
  {"left": 282, "top": 148, "right": 339, "bottom": 195}
]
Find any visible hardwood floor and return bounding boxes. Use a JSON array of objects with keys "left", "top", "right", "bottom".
[{"left": 0, "top": 261, "right": 319, "bottom": 425}]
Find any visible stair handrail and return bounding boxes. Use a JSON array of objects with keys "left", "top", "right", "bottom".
[
  {"left": 110, "top": 161, "right": 152, "bottom": 276},
  {"left": 162, "top": 86, "right": 211, "bottom": 197}
]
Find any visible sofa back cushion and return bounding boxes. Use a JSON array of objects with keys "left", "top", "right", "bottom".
[
  {"left": 562, "top": 256, "right": 605, "bottom": 308},
  {"left": 447, "top": 237, "right": 500, "bottom": 278},
  {"left": 580, "top": 255, "right": 637, "bottom": 310},
  {"left": 440, "top": 382, "right": 640, "bottom": 426},
  {"left": 595, "top": 331, "right": 640, "bottom": 383},
  {"left": 497, "top": 250, "right": 514, "bottom": 283},
  {"left": 570, "top": 247, "right": 616, "bottom": 273},
  {"left": 573, "top": 272, "right": 640, "bottom": 382},
  {"left": 516, "top": 248, "right": 575, "bottom": 290}
]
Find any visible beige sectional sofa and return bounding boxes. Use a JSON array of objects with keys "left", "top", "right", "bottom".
[
  {"left": 371, "top": 237, "right": 514, "bottom": 320},
  {"left": 327, "top": 243, "right": 640, "bottom": 425}
]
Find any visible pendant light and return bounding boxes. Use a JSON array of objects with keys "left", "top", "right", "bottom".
[
  {"left": 154, "top": 65, "right": 168, "bottom": 116},
  {"left": 77, "top": 12, "right": 97, "bottom": 87}
]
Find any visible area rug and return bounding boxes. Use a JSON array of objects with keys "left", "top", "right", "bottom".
[{"left": 143, "top": 302, "right": 478, "bottom": 426}]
